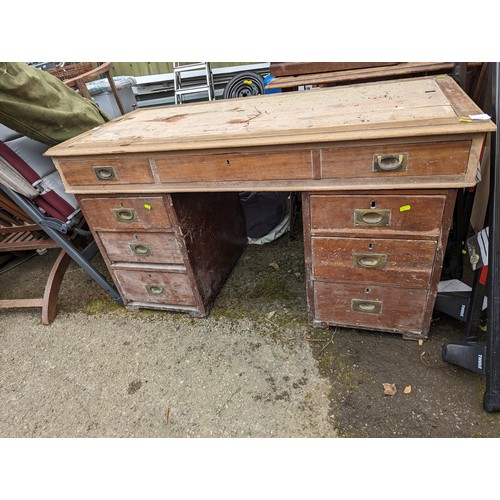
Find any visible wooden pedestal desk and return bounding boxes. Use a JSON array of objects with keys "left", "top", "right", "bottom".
[{"left": 46, "top": 75, "right": 495, "bottom": 339}]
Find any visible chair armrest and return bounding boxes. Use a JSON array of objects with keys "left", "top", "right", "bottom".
[
  {"left": 62, "top": 62, "right": 113, "bottom": 86},
  {"left": 61, "top": 62, "right": 126, "bottom": 115}
]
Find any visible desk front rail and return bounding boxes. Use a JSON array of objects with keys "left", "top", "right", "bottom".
[{"left": 53, "top": 134, "right": 485, "bottom": 195}]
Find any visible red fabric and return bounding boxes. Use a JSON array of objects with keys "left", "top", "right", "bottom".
[
  {"left": 0, "top": 140, "right": 40, "bottom": 184},
  {"left": 480, "top": 265, "right": 488, "bottom": 286},
  {"left": 0, "top": 140, "right": 75, "bottom": 219},
  {"left": 35, "top": 195, "right": 69, "bottom": 221}
]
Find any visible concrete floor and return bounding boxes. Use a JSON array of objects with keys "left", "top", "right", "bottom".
[{"left": 1, "top": 230, "right": 500, "bottom": 440}]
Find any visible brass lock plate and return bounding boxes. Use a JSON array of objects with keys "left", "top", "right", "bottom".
[
  {"left": 113, "top": 208, "right": 138, "bottom": 223},
  {"left": 145, "top": 284, "right": 165, "bottom": 296},
  {"left": 353, "top": 253, "right": 387, "bottom": 269},
  {"left": 93, "top": 165, "right": 117, "bottom": 181},
  {"left": 373, "top": 153, "right": 408, "bottom": 172},
  {"left": 354, "top": 209, "right": 391, "bottom": 227},
  {"left": 351, "top": 299, "right": 383, "bottom": 314},
  {"left": 130, "top": 243, "right": 152, "bottom": 257}
]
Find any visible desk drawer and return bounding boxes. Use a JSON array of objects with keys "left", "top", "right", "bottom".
[
  {"left": 311, "top": 237, "right": 436, "bottom": 287},
  {"left": 309, "top": 193, "right": 446, "bottom": 237},
  {"left": 79, "top": 196, "right": 172, "bottom": 232},
  {"left": 154, "top": 149, "right": 313, "bottom": 183},
  {"left": 56, "top": 156, "right": 154, "bottom": 187},
  {"left": 313, "top": 281, "right": 428, "bottom": 334},
  {"left": 320, "top": 139, "right": 471, "bottom": 180},
  {"left": 99, "top": 231, "right": 184, "bottom": 265},
  {"left": 113, "top": 269, "right": 196, "bottom": 306}
]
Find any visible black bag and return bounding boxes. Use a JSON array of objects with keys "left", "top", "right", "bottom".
[{"left": 239, "top": 192, "right": 289, "bottom": 238}]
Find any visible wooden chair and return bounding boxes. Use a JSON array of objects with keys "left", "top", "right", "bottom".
[
  {"left": 48, "top": 62, "right": 125, "bottom": 115},
  {"left": 0, "top": 191, "right": 74, "bottom": 324},
  {"left": 0, "top": 124, "right": 122, "bottom": 323}
]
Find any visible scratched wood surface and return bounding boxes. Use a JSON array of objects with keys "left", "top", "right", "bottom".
[{"left": 46, "top": 76, "right": 495, "bottom": 157}]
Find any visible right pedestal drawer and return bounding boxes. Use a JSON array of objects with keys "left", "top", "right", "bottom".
[
  {"left": 308, "top": 192, "right": 448, "bottom": 237},
  {"left": 313, "top": 281, "right": 429, "bottom": 334},
  {"left": 311, "top": 237, "right": 437, "bottom": 288}
]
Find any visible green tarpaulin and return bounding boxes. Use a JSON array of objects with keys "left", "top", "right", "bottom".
[{"left": 0, "top": 62, "right": 110, "bottom": 146}]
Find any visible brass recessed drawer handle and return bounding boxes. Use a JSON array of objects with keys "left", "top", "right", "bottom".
[
  {"left": 93, "top": 166, "right": 117, "bottom": 180},
  {"left": 145, "top": 284, "right": 165, "bottom": 296},
  {"left": 130, "top": 243, "right": 152, "bottom": 256},
  {"left": 373, "top": 153, "right": 408, "bottom": 172},
  {"left": 353, "top": 253, "right": 387, "bottom": 269},
  {"left": 351, "top": 299, "right": 382, "bottom": 314},
  {"left": 113, "top": 208, "right": 137, "bottom": 222},
  {"left": 354, "top": 208, "right": 391, "bottom": 227}
]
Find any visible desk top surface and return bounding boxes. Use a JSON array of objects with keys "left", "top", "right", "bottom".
[{"left": 47, "top": 75, "right": 495, "bottom": 158}]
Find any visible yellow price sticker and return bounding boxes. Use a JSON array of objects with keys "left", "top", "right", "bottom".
[
  {"left": 144, "top": 204, "right": 152, "bottom": 210},
  {"left": 243, "top": 80, "right": 253, "bottom": 85},
  {"left": 399, "top": 205, "right": 411, "bottom": 212}
]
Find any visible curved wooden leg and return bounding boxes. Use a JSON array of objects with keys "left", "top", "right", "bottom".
[{"left": 41, "top": 249, "right": 72, "bottom": 325}]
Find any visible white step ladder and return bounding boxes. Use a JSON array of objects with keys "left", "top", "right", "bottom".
[{"left": 173, "top": 62, "right": 215, "bottom": 104}]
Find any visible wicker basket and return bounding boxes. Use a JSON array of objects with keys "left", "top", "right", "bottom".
[{"left": 47, "top": 62, "right": 98, "bottom": 83}]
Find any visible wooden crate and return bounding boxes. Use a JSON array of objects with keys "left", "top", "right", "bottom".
[{"left": 269, "top": 62, "right": 398, "bottom": 77}]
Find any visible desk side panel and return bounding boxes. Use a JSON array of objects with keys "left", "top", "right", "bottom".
[{"left": 169, "top": 192, "right": 247, "bottom": 310}]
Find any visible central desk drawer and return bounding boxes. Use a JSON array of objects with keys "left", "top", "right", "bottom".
[
  {"left": 313, "top": 281, "right": 428, "bottom": 334},
  {"left": 113, "top": 269, "right": 196, "bottom": 306},
  {"left": 79, "top": 196, "right": 172, "bottom": 231},
  {"left": 154, "top": 150, "right": 313, "bottom": 183},
  {"left": 311, "top": 237, "right": 436, "bottom": 287},
  {"left": 320, "top": 139, "right": 471, "bottom": 180},
  {"left": 309, "top": 193, "right": 446, "bottom": 237},
  {"left": 99, "top": 232, "right": 184, "bottom": 265}
]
